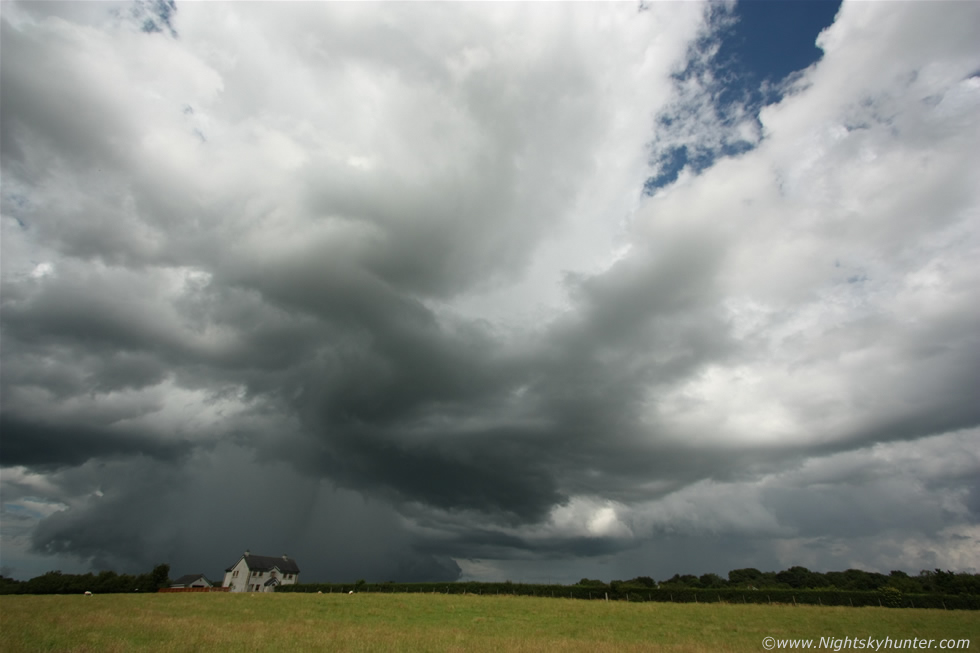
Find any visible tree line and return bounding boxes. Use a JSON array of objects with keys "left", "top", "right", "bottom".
[
  {"left": 587, "top": 567, "right": 980, "bottom": 595},
  {"left": 0, "top": 564, "right": 171, "bottom": 595},
  {"left": 3, "top": 564, "right": 978, "bottom": 599}
]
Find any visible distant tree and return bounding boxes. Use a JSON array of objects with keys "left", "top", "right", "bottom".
[
  {"left": 576, "top": 578, "right": 607, "bottom": 587},
  {"left": 699, "top": 573, "right": 726, "bottom": 588},
  {"left": 0, "top": 576, "right": 24, "bottom": 595},
  {"left": 5, "top": 563, "right": 173, "bottom": 595},
  {"left": 728, "top": 568, "right": 764, "bottom": 587},
  {"left": 661, "top": 574, "right": 700, "bottom": 588},
  {"left": 775, "top": 566, "right": 814, "bottom": 589},
  {"left": 628, "top": 576, "right": 656, "bottom": 588},
  {"left": 807, "top": 570, "right": 829, "bottom": 588},
  {"left": 917, "top": 569, "right": 939, "bottom": 593},
  {"left": 922, "top": 569, "right": 980, "bottom": 595},
  {"left": 826, "top": 569, "right": 886, "bottom": 591},
  {"left": 150, "top": 564, "right": 171, "bottom": 591},
  {"left": 887, "top": 570, "right": 922, "bottom": 594},
  {"left": 27, "top": 571, "right": 66, "bottom": 594},
  {"left": 94, "top": 570, "right": 123, "bottom": 593},
  {"left": 956, "top": 572, "right": 980, "bottom": 595}
]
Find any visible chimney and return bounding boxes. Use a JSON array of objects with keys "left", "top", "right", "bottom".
[
  {"left": 244, "top": 549, "right": 250, "bottom": 557},
  {"left": 282, "top": 554, "right": 288, "bottom": 561}
]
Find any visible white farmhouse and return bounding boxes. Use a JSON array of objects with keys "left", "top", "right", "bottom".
[{"left": 222, "top": 550, "right": 300, "bottom": 593}]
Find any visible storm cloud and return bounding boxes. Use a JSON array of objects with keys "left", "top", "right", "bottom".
[{"left": 2, "top": 0, "right": 979, "bottom": 583}]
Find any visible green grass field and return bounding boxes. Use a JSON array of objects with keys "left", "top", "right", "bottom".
[{"left": 1, "top": 593, "right": 977, "bottom": 652}]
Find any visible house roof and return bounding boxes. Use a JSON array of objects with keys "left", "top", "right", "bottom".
[
  {"left": 171, "top": 574, "right": 212, "bottom": 587},
  {"left": 225, "top": 553, "right": 300, "bottom": 574}
]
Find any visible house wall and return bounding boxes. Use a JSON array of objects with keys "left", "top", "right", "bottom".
[
  {"left": 248, "top": 567, "right": 271, "bottom": 593},
  {"left": 247, "top": 565, "right": 300, "bottom": 592},
  {"left": 221, "top": 556, "right": 301, "bottom": 593},
  {"left": 277, "top": 566, "right": 300, "bottom": 588},
  {"left": 222, "top": 558, "right": 251, "bottom": 593}
]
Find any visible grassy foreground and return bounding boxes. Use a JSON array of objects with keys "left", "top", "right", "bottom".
[{"left": 1, "top": 592, "right": 977, "bottom": 652}]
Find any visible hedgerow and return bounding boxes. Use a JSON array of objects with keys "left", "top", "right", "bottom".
[{"left": 275, "top": 581, "right": 979, "bottom": 609}]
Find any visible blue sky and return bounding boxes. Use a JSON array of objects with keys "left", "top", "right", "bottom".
[
  {"left": 2, "top": 0, "right": 979, "bottom": 584},
  {"left": 647, "top": 0, "right": 842, "bottom": 191},
  {"left": 725, "top": 1, "right": 841, "bottom": 83}
]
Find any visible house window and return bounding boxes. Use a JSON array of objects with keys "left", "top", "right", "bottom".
[{"left": 232, "top": 571, "right": 239, "bottom": 578}]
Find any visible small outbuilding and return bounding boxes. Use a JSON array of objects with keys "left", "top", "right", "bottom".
[{"left": 170, "top": 574, "right": 215, "bottom": 589}]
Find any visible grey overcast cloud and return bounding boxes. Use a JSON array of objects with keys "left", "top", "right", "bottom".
[{"left": 1, "top": 0, "right": 979, "bottom": 584}]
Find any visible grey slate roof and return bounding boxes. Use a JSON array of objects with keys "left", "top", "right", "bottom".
[
  {"left": 225, "top": 553, "right": 300, "bottom": 574},
  {"left": 171, "top": 574, "right": 212, "bottom": 587}
]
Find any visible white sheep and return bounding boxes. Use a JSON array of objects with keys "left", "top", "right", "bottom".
[{"left": 84, "top": 591, "right": 92, "bottom": 596}]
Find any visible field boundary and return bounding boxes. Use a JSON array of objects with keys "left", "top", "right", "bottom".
[
  {"left": 276, "top": 582, "right": 980, "bottom": 610},
  {"left": 158, "top": 587, "right": 231, "bottom": 593}
]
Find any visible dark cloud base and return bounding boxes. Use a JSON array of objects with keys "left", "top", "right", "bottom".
[{"left": 2, "top": 1, "right": 979, "bottom": 582}]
